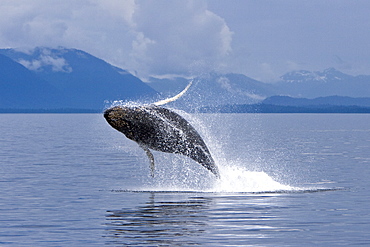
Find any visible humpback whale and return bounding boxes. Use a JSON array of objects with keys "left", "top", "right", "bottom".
[{"left": 104, "top": 81, "right": 220, "bottom": 178}]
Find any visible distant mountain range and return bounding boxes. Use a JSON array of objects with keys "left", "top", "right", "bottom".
[
  {"left": 149, "top": 73, "right": 275, "bottom": 111},
  {"left": 147, "top": 67, "right": 370, "bottom": 109},
  {"left": 1, "top": 47, "right": 370, "bottom": 113},
  {"left": 0, "top": 53, "right": 62, "bottom": 109},
  {"left": 274, "top": 68, "right": 370, "bottom": 98},
  {"left": 199, "top": 95, "right": 370, "bottom": 113},
  {"left": 263, "top": 95, "right": 370, "bottom": 107},
  {"left": 0, "top": 47, "right": 157, "bottom": 111}
]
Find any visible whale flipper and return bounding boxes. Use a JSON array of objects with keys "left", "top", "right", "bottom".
[
  {"left": 153, "top": 80, "right": 193, "bottom": 106},
  {"left": 141, "top": 145, "right": 155, "bottom": 177}
]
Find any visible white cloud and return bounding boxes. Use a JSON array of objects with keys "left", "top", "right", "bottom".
[
  {"left": 2, "top": 1, "right": 370, "bottom": 81},
  {"left": 208, "top": 0, "right": 370, "bottom": 81},
  {"left": 217, "top": 76, "right": 233, "bottom": 92},
  {"left": 18, "top": 48, "right": 72, "bottom": 72},
  {"left": 131, "top": 0, "right": 233, "bottom": 77},
  {"left": 0, "top": 0, "right": 233, "bottom": 78}
]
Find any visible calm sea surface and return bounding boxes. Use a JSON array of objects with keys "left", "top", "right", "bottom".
[{"left": 1, "top": 113, "right": 369, "bottom": 246}]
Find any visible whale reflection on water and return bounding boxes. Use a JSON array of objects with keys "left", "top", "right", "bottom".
[
  {"left": 103, "top": 192, "right": 295, "bottom": 246},
  {"left": 104, "top": 193, "right": 210, "bottom": 246}
]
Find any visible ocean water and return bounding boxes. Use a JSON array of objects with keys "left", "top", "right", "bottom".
[{"left": 1, "top": 113, "right": 369, "bottom": 246}]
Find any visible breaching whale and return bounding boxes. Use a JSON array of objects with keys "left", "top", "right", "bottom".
[{"left": 104, "top": 81, "right": 220, "bottom": 178}]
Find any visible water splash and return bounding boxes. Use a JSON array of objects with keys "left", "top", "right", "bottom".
[
  {"left": 210, "top": 165, "right": 293, "bottom": 193},
  {"left": 106, "top": 106, "right": 297, "bottom": 193},
  {"left": 131, "top": 141, "right": 295, "bottom": 193},
  {"left": 105, "top": 80, "right": 314, "bottom": 194},
  {"left": 175, "top": 111, "right": 295, "bottom": 193}
]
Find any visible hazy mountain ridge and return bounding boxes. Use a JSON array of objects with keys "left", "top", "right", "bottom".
[
  {"left": 0, "top": 53, "right": 63, "bottom": 108},
  {"left": 274, "top": 68, "right": 370, "bottom": 98},
  {"left": 1, "top": 46, "right": 370, "bottom": 112},
  {"left": 199, "top": 104, "right": 370, "bottom": 114},
  {"left": 0, "top": 47, "right": 158, "bottom": 110},
  {"left": 262, "top": 95, "right": 370, "bottom": 107},
  {"left": 147, "top": 68, "right": 370, "bottom": 113},
  {"left": 148, "top": 67, "right": 370, "bottom": 103},
  {"left": 280, "top": 68, "right": 352, "bottom": 83},
  {"left": 198, "top": 95, "right": 370, "bottom": 113},
  {"left": 155, "top": 72, "right": 276, "bottom": 112}
]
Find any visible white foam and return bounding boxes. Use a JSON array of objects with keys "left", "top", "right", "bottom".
[
  {"left": 136, "top": 162, "right": 294, "bottom": 193},
  {"left": 208, "top": 165, "right": 293, "bottom": 193}
]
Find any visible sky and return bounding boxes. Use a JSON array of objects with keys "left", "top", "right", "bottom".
[{"left": 0, "top": 0, "right": 369, "bottom": 82}]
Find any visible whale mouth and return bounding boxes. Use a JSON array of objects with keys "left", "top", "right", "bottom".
[
  {"left": 104, "top": 108, "right": 117, "bottom": 122},
  {"left": 103, "top": 108, "right": 111, "bottom": 120}
]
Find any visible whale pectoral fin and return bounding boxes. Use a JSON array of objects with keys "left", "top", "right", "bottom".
[{"left": 140, "top": 145, "right": 155, "bottom": 177}]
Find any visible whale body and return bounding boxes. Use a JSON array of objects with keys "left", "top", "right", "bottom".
[{"left": 104, "top": 104, "right": 220, "bottom": 178}]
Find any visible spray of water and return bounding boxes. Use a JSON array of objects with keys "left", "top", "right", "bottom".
[
  {"left": 107, "top": 78, "right": 303, "bottom": 193},
  {"left": 210, "top": 165, "right": 293, "bottom": 193},
  {"left": 125, "top": 109, "right": 297, "bottom": 193},
  {"left": 134, "top": 155, "right": 296, "bottom": 193}
]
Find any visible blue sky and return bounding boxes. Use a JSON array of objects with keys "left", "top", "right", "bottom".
[{"left": 0, "top": 0, "right": 369, "bottom": 82}]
